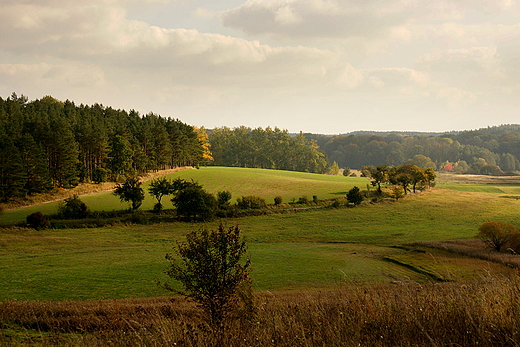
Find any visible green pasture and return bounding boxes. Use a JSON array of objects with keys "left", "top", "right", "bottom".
[
  {"left": 0, "top": 167, "right": 367, "bottom": 225},
  {"left": 2, "top": 174, "right": 520, "bottom": 300}
]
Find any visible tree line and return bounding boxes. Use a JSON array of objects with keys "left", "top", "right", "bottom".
[
  {"left": 0, "top": 93, "right": 209, "bottom": 201},
  {"left": 307, "top": 125, "right": 520, "bottom": 174},
  {"left": 208, "top": 126, "right": 328, "bottom": 173}
]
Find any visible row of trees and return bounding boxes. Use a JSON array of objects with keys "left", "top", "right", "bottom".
[
  {"left": 209, "top": 126, "right": 328, "bottom": 173},
  {"left": 362, "top": 164, "right": 436, "bottom": 195},
  {"left": 0, "top": 93, "right": 210, "bottom": 201},
  {"left": 308, "top": 126, "right": 520, "bottom": 174}
]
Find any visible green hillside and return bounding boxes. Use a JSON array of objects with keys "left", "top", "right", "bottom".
[
  {"left": 0, "top": 167, "right": 367, "bottom": 225},
  {"left": 1, "top": 168, "right": 520, "bottom": 301}
]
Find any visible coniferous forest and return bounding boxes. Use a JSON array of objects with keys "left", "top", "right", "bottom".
[{"left": 0, "top": 93, "right": 208, "bottom": 202}]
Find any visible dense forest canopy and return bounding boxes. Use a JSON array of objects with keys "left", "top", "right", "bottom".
[
  {"left": 0, "top": 93, "right": 208, "bottom": 201},
  {"left": 208, "top": 126, "right": 328, "bottom": 173},
  {"left": 306, "top": 125, "right": 520, "bottom": 173}
]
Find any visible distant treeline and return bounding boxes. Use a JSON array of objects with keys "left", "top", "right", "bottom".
[
  {"left": 0, "top": 93, "right": 208, "bottom": 201},
  {"left": 208, "top": 126, "right": 328, "bottom": 173},
  {"left": 306, "top": 125, "right": 520, "bottom": 173}
]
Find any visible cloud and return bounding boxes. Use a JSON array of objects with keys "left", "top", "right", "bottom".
[{"left": 220, "top": 0, "right": 516, "bottom": 41}]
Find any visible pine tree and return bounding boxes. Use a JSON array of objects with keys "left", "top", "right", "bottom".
[{"left": 0, "top": 136, "right": 27, "bottom": 201}]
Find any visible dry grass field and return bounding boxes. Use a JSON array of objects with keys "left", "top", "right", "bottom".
[{"left": 2, "top": 273, "right": 520, "bottom": 346}]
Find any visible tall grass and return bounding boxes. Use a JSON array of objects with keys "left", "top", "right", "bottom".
[{"left": 2, "top": 274, "right": 520, "bottom": 346}]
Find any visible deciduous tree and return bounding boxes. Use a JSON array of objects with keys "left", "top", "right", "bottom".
[
  {"left": 114, "top": 177, "right": 145, "bottom": 212},
  {"left": 163, "top": 223, "right": 252, "bottom": 325}
]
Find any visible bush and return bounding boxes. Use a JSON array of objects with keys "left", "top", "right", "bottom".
[
  {"left": 172, "top": 186, "right": 217, "bottom": 222},
  {"left": 313, "top": 195, "right": 318, "bottom": 203},
  {"left": 217, "top": 190, "right": 232, "bottom": 209},
  {"left": 163, "top": 223, "right": 252, "bottom": 325},
  {"left": 391, "top": 186, "right": 405, "bottom": 200},
  {"left": 274, "top": 196, "right": 283, "bottom": 205},
  {"left": 331, "top": 200, "right": 340, "bottom": 208},
  {"left": 298, "top": 196, "right": 308, "bottom": 204},
  {"left": 343, "top": 167, "right": 351, "bottom": 176},
  {"left": 58, "top": 195, "right": 89, "bottom": 219},
  {"left": 346, "top": 186, "right": 363, "bottom": 205},
  {"left": 476, "top": 222, "right": 519, "bottom": 252},
  {"left": 26, "top": 212, "right": 50, "bottom": 230},
  {"left": 236, "top": 196, "right": 267, "bottom": 210}
]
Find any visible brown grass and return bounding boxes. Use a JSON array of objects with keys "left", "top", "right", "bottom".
[
  {"left": 2, "top": 274, "right": 520, "bottom": 346},
  {"left": 413, "top": 239, "right": 520, "bottom": 269},
  {"left": 436, "top": 172, "right": 520, "bottom": 185}
]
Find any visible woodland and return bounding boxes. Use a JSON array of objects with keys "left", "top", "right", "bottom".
[
  {"left": 306, "top": 125, "right": 520, "bottom": 173},
  {"left": 3, "top": 93, "right": 520, "bottom": 204}
]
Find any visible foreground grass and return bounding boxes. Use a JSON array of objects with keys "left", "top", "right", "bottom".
[{"left": 2, "top": 274, "right": 520, "bottom": 346}]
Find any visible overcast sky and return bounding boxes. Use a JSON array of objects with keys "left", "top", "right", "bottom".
[{"left": 1, "top": 0, "right": 519, "bottom": 134}]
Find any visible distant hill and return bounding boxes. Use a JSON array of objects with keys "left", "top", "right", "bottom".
[{"left": 304, "top": 124, "right": 520, "bottom": 173}]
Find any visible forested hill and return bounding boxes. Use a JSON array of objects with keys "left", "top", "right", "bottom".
[
  {"left": 208, "top": 126, "right": 328, "bottom": 173},
  {"left": 0, "top": 93, "right": 209, "bottom": 201},
  {"left": 305, "top": 124, "right": 520, "bottom": 174}
]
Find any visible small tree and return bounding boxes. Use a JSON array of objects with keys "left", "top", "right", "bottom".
[
  {"left": 342, "top": 167, "right": 351, "bottom": 176},
  {"left": 216, "top": 190, "right": 232, "bottom": 209},
  {"left": 163, "top": 224, "right": 252, "bottom": 325},
  {"left": 114, "top": 177, "right": 145, "bottom": 212},
  {"left": 58, "top": 195, "right": 89, "bottom": 219},
  {"left": 346, "top": 186, "right": 363, "bottom": 205},
  {"left": 148, "top": 178, "right": 174, "bottom": 212},
  {"left": 477, "top": 222, "right": 519, "bottom": 252},
  {"left": 330, "top": 161, "right": 340, "bottom": 175}
]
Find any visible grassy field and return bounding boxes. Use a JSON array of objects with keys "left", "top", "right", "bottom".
[
  {"left": 0, "top": 167, "right": 367, "bottom": 225},
  {"left": 1, "top": 167, "right": 520, "bottom": 300},
  {"left": 3, "top": 169, "right": 520, "bottom": 346}
]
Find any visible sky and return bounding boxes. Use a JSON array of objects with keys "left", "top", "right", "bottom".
[{"left": 1, "top": 0, "right": 519, "bottom": 134}]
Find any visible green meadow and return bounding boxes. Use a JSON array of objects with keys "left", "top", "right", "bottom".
[
  {"left": 1, "top": 168, "right": 520, "bottom": 301},
  {"left": 0, "top": 167, "right": 368, "bottom": 225}
]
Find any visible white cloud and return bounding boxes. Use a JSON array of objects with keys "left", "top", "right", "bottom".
[
  {"left": 1, "top": 0, "right": 519, "bottom": 133},
  {"left": 221, "top": 0, "right": 517, "bottom": 42}
]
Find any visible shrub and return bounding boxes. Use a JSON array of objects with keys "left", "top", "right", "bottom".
[
  {"left": 163, "top": 223, "right": 252, "bottom": 325},
  {"left": 274, "top": 196, "right": 283, "bottom": 205},
  {"left": 298, "top": 196, "right": 308, "bottom": 204},
  {"left": 313, "top": 195, "right": 318, "bottom": 203},
  {"left": 343, "top": 167, "right": 351, "bottom": 176},
  {"left": 217, "top": 190, "right": 232, "bottom": 209},
  {"left": 236, "top": 196, "right": 267, "bottom": 210},
  {"left": 58, "top": 195, "right": 89, "bottom": 219},
  {"left": 476, "top": 222, "right": 519, "bottom": 252},
  {"left": 346, "top": 186, "right": 363, "bottom": 205},
  {"left": 391, "top": 186, "right": 405, "bottom": 200},
  {"left": 172, "top": 186, "right": 217, "bottom": 222},
  {"left": 330, "top": 199, "right": 342, "bottom": 208},
  {"left": 26, "top": 212, "right": 50, "bottom": 230}
]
